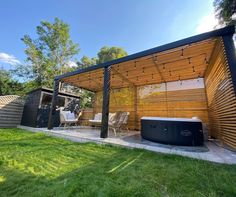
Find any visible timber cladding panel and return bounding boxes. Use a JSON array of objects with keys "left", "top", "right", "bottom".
[
  {"left": 0, "top": 95, "right": 25, "bottom": 128},
  {"left": 94, "top": 87, "right": 136, "bottom": 129},
  {"left": 80, "top": 108, "right": 94, "bottom": 126},
  {"left": 93, "top": 82, "right": 209, "bottom": 130},
  {"left": 205, "top": 38, "right": 236, "bottom": 150}
]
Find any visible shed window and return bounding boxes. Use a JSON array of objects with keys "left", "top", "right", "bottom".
[{"left": 40, "top": 93, "right": 65, "bottom": 108}]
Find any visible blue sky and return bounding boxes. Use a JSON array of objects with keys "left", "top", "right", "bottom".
[{"left": 0, "top": 0, "right": 216, "bottom": 70}]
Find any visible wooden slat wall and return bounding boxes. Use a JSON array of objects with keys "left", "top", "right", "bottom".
[
  {"left": 94, "top": 87, "right": 136, "bottom": 129},
  {"left": 137, "top": 88, "right": 208, "bottom": 129},
  {"left": 80, "top": 108, "right": 94, "bottom": 126},
  {"left": 205, "top": 38, "right": 236, "bottom": 150},
  {"left": 0, "top": 95, "right": 25, "bottom": 128},
  {"left": 93, "top": 86, "right": 209, "bottom": 130}
]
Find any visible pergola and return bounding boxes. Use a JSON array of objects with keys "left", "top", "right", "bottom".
[{"left": 48, "top": 26, "right": 236, "bottom": 149}]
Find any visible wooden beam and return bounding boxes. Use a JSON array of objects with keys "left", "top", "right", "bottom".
[
  {"left": 152, "top": 56, "right": 166, "bottom": 83},
  {"left": 48, "top": 79, "right": 59, "bottom": 130},
  {"left": 101, "top": 66, "right": 111, "bottom": 138},
  {"left": 112, "top": 67, "right": 135, "bottom": 87},
  {"left": 133, "top": 86, "right": 138, "bottom": 130}
]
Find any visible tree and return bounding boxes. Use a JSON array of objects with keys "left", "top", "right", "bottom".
[
  {"left": 18, "top": 18, "right": 79, "bottom": 88},
  {"left": 77, "top": 56, "right": 97, "bottom": 69},
  {"left": 97, "top": 46, "right": 128, "bottom": 63},
  {"left": 0, "top": 68, "right": 24, "bottom": 96},
  {"left": 214, "top": 0, "right": 236, "bottom": 24}
]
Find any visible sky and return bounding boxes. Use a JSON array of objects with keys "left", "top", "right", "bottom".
[{"left": 0, "top": 0, "right": 218, "bottom": 71}]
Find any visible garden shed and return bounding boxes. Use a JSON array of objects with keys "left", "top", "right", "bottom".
[
  {"left": 21, "top": 87, "right": 80, "bottom": 127},
  {"left": 48, "top": 25, "right": 236, "bottom": 150}
]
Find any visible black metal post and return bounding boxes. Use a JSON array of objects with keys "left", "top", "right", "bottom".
[
  {"left": 100, "top": 66, "right": 111, "bottom": 138},
  {"left": 222, "top": 34, "right": 236, "bottom": 96},
  {"left": 48, "top": 79, "right": 60, "bottom": 130}
]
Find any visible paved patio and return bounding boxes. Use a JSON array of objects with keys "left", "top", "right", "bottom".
[{"left": 18, "top": 125, "right": 236, "bottom": 164}]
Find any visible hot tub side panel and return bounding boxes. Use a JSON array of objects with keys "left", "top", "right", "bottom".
[{"left": 141, "top": 119, "right": 203, "bottom": 146}]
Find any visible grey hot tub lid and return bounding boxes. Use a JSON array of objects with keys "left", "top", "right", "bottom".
[{"left": 141, "top": 117, "right": 202, "bottom": 122}]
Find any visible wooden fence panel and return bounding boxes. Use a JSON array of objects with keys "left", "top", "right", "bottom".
[
  {"left": 0, "top": 95, "right": 24, "bottom": 128},
  {"left": 205, "top": 39, "right": 236, "bottom": 150}
]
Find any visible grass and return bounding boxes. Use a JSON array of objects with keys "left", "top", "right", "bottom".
[{"left": 0, "top": 129, "right": 235, "bottom": 197}]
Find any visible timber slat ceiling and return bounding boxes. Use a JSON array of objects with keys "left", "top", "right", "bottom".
[{"left": 62, "top": 38, "right": 217, "bottom": 91}]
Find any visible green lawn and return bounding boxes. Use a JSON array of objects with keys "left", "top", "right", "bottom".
[{"left": 0, "top": 129, "right": 235, "bottom": 197}]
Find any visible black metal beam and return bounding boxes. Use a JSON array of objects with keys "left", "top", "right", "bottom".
[
  {"left": 100, "top": 66, "right": 111, "bottom": 138},
  {"left": 55, "top": 26, "right": 235, "bottom": 81},
  {"left": 47, "top": 79, "right": 60, "bottom": 130},
  {"left": 222, "top": 34, "right": 236, "bottom": 96}
]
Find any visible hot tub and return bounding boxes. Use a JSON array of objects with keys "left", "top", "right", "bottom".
[{"left": 141, "top": 117, "right": 204, "bottom": 146}]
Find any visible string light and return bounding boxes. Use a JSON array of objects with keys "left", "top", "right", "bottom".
[
  {"left": 204, "top": 56, "right": 209, "bottom": 64},
  {"left": 188, "top": 57, "right": 191, "bottom": 64},
  {"left": 197, "top": 73, "right": 201, "bottom": 82},
  {"left": 154, "top": 56, "right": 158, "bottom": 62},
  {"left": 192, "top": 66, "right": 195, "bottom": 72},
  {"left": 181, "top": 48, "right": 184, "bottom": 57},
  {"left": 179, "top": 75, "right": 182, "bottom": 85}
]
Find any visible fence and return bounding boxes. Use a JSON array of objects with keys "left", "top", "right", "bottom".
[{"left": 0, "top": 95, "right": 25, "bottom": 128}]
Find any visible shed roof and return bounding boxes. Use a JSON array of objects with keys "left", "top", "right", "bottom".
[{"left": 27, "top": 87, "right": 80, "bottom": 98}]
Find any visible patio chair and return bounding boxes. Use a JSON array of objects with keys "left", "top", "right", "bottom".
[
  {"left": 89, "top": 113, "right": 102, "bottom": 126},
  {"left": 89, "top": 113, "right": 116, "bottom": 127},
  {"left": 59, "top": 110, "right": 78, "bottom": 127},
  {"left": 109, "top": 112, "right": 130, "bottom": 136}
]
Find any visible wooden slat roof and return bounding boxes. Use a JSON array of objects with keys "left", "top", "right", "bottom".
[{"left": 58, "top": 26, "right": 235, "bottom": 92}]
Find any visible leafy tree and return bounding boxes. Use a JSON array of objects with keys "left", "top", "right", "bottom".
[
  {"left": 77, "top": 56, "right": 97, "bottom": 69},
  {"left": 97, "top": 46, "right": 128, "bottom": 63},
  {"left": 214, "top": 0, "right": 236, "bottom": 24},
  {"left": 18, "top": 18, "right": 79, "bottom": 88},
  {"left": 0, "top": 68, "right": 24, "bottom": 96}
]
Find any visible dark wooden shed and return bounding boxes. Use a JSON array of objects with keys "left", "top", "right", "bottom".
[{"left": 21, "top": 87, "right": 80, "bottom": 127}]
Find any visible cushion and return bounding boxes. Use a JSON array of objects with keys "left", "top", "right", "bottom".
[
  {"left": 66, "top": 112, "right": 75, "bottom": 120},
  {"left": 94, "top": 113, "right": 102, "bottom": 120}
]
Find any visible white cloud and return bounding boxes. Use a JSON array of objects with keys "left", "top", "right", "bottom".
[
  {"left": 0, "top": 52, "right": 21, "bottom": 65},
  {"left": 195, "top": 12, "right": 220, "bottom": 34},
  {"left": 65, "top": 60, "right": 77, "bottom": 68},
  {"left": 196, "top": 11, "right": 236, "bottom": 47}
]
